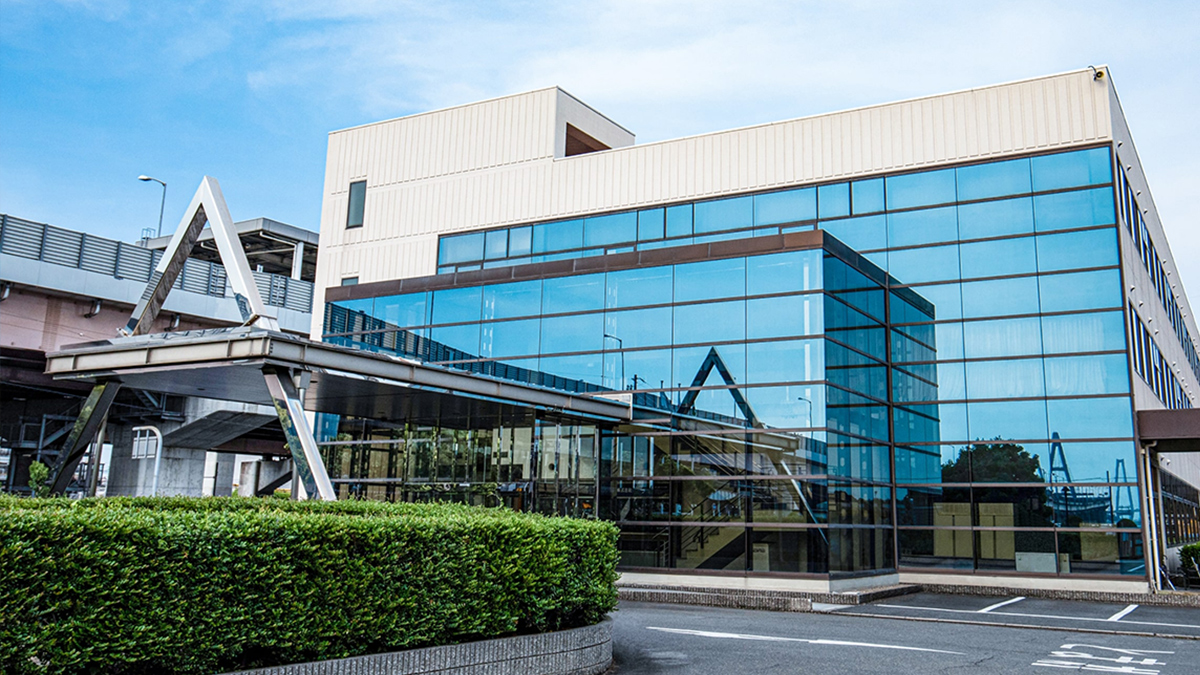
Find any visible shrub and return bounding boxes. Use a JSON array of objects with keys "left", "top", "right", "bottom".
[
  {"left": 1182, "top": 542, "right": 1200, "bottom": 573},
  {"left": 0, "top": 496, "right": 619, "bottom": 675},
  {"left": 26, "top": 462, "right": 49, "bottom": 498}
]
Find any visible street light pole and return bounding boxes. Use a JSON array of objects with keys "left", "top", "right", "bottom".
[
  {"left": 603, "top": 333, "right": 624, "bottom": 390},
  {"left": 138, "top": 175, "right": 167, "bottom": 237}
]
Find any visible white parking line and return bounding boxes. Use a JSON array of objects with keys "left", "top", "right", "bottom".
[
  {"left": 978, "top": 596, "right": 1026, "bottom": 613},
  {"left": 1107, "top": 604, "right": 1140, "bottom": 622},
  {"left": 873, "top": 603, "right": 1200, "bottom": 631},
  {"left": 646, "top": 626, "right": 964, "bottom": 654}
]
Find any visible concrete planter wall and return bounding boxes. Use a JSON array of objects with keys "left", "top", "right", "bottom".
[{"left": 219, "top": 617, "right": 612, "bottom": 675}]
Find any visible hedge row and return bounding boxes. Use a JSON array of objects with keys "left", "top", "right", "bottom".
[{"left": 0, "top": 496, "right": 619, "bottom": 675}]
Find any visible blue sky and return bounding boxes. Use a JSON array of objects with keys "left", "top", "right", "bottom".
[{"left": 2, "top": 1, "right": 1198, "bottom": 298}]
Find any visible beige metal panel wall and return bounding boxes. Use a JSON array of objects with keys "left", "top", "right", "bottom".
[
  {"left": 554, "top": 88, "right": 635, "bottom": 157},
  {"left": 1109, "top": 76, "right": 1200, "bottom": 409},
  {"left": 312, "top": 69, "right": 1117, "bottom": 334}
]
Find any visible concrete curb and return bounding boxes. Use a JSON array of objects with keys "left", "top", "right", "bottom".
[
  {"left": 218, "top": 617, "right": 612, "bottom": 675},
  {"left": 618, "top": 583, "right": 918, "bottom": 611}
]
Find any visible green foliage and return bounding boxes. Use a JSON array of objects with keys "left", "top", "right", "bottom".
[
  {"left": 26, "top": 462, "right": 50, "bottom": 498},
  {"left": 0, "top": 496, "right": 619, "bottom": 675},
  {"left": 942, "top": 440, "right": 1042, "bottom": 483},
  {"left": 1182, "top": 542, "right": 1200, "bottom": 573}
]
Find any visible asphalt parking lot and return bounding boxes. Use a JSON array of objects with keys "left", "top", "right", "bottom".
[
  {"left": 611, "top": 599, "right": 1200, "bottom": 674},
  {"left": 832, "top": 592, "right": 1200, "bottom": 638}
]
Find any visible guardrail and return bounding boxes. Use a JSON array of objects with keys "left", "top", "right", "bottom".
[{"left": 0, "top": 213, "right": 312, "bottom": 313}]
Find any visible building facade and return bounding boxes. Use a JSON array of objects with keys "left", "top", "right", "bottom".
[{"left": 310, "top": 69, "right": 1200, "bottom": 592}]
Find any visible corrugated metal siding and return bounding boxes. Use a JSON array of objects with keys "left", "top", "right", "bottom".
[{"left": 317, "top": 70, "right": 1114, "bottom": 286}]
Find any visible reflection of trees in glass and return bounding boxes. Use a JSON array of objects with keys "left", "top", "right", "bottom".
[
  {"left": 943, "top": 439, "right": 1053, "bottom": 528},
  {"left": 942, "top": 439, "right": 1041, "bottom": 483}
]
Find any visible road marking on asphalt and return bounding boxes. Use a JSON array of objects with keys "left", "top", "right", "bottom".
[
  {"left": 978, "top": 596, "right": 1026, "bottom": 613},
  {"left": 645, "top": 626, "right": 964, "bottom": 654},
  {"left": 873, "top": 604, "right": 1200, "bottom": 631},
  {"left": 1107, "top": 604, "right": 1140, "bottom": 622},
  {"left": 1031, "top": 643, "right": 1173, "bottom": 673}
]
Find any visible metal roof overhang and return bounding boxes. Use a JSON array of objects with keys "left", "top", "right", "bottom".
[
  {"left": 44, "top": 327, "right": 632, "bottom": 427},
  {"left": 1137, "top": 409, "right": 1200, "bottom": 453}
]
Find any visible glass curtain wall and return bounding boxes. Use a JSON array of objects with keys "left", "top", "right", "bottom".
[{"left": 326, "top": 145, "right": 1147, "bottom": 578}]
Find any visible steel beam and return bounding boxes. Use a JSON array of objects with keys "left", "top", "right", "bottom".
[
  {"left": 262, "top": 368, "right": 336, "bottom": 501},
  {"left": 49, "top": 381, "right": 121, "bottom": 495}
]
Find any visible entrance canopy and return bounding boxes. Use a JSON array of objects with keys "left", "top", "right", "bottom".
[
  {"left": 45, "top": 326, "right": 634, "bottom": 429},
  {"left": 1137, "top": 409, "right": 1200, "bottom": 454}
]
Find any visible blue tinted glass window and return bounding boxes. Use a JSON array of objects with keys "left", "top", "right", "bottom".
[
  {"left": 675, "top": 258, "right": 745, "bottom": 302},
  {"left": 960, "top": 277, "right": 1040, "bottom": 318},
  {"left": 540, "top": 353, "right": 603, "bottom": 387},
  {"left": 376, "top": 293, "right": 427, "bottom": 328},
  {"left": 888, "top": 244, "right": 960, "bottom": 284},
  {"left": 963, "top": 316, "right": 1043, "bottom": 358},
  {"left": 1044, "top": 354, "right": 1130, "bottom": 396},
  {"left": 1041, "top": 311, "right": 1125, "bottom": 354},
  {"left": 508, "top": 226, "right": 532, "bottom": 256},
  {"left": 935, "top": 322, "right": 965, "bottom": 361},
  {"left": 584, "top": 212, "right": 637, "bottom": 248},
  {"left": 957, "top": 197, "right": 1034, "bottom": 240},
  {"left": 966, "top": 358, "right": 1046, "bottom": 398},
  {"left": 637, "top": 208, "right": 665, "bottom": 240},
  {"left": 886, "top": 169, "right": 956, "bottom": 210},
  {"left": 543, "top": 273, "right": 604, "bottom": 314},
  {"left": 607, "top": 266, "right": 673, "bottom": 309},
  {"left": 430, "top": 286, "right": 482, "bottom": 324},
  {"left": 748, "top": 385, "right": 824, "bottom": 428},
  {"left": 1046, "top": 397, "right": 1132, "bottom": 439},
  {"left": 604, "top": 307, "right": 673, "bottom": 348},
  {"left": 747, "top": 339, "right": 821, "bottom": 384},
  {"left": 906, "top": 283, "right": 960, "bottom": 321},
  {"left": 533, "top": 219, "right": 583, "bottom": 253},
  {"left": 541, "top": 313, "right": 603, "bottom": 355},
  {"left": 748, "top": 295, "right": 821, "bottom": 339},
  {"left": 1033, "top": 187, "right": 1115, "bottom": 232},
  {"left": 958, "top": 236, "right": 1037, "bottom": 279},
  {"left": 755, "top": 187, "right": 816, "bottom": 225},
  {"left": 956, "top": 158, "right": 1032, "bottom": 201},
  {"left": 329, "top": 297, "right": 373, "bottom": 319},
  {"left": 821, "top": 214, "right": 887, "bottom": 251},
  {"left": 818, "top": 183, "right": 850, "bottom": 219},
  {"left": 666, "top": 204, "right": 693, "bottom": 238},
  {"left": 1036, "top": 227, "right": 1118, "bottom": 272},
  {"left": 482, "top": 280, "right": 541, "bottom": 320},
  {"left": 430, "top": 323, "right": 480, "bottom": 355},
  {"left": 673, "top": 344, "right": 746, "bottom": 390},
  {"left": 852, "top": 178, "right": 885, "bottom": 214},
  {"left": 888, "top": 207, "right": 958, "bottom": 248},
  {"left": 967, "top": 400, "right": 1048, "bottom": 441},
  {"left": 483, "top": 318, "right": 540, "bottom": 358},
  {"left": 674, "top": 300, "right": 745, "bottom": 345},
  {"left": 747, "top": 250, "right": 821, "bottom": 295},
  {"left": 863, "top": 251, "right": 887, "bottom": 270},
  {"left": 1031, "top": 148, "right": 1112, "bottom": 192},
  {"left": 438, "top": 233, "right": 484, "bottom": 265},
  {"left": 484, "top": 230, "right": 507, "bottom": 260},
  {"left": 1038, "top": 269, "right": 1121, "bottom": 313},
  {"left": 694, "top": 196, "right": 753, "bottom": 234},
  {"left": 611, "top": 348, "right": 672, "bottom": 392},
  {"left": 936, "top": 362, "right": 966, "bottom": 400}
]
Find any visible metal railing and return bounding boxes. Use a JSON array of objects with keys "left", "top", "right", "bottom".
[{"left": 0, "top": 213, "right": 313, "bottom": 313}]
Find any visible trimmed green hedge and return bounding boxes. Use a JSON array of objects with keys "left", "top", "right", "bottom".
[
  {"left": 0, "top": 496, "right": 619, "bottom": 675},
  {"left": 1182, "top": 542, "right": 1200, "bottom": 572}
]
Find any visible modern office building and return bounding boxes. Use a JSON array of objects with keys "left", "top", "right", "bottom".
[{"left": 310, "top": 68, "right": 1200, "bottom": 592}]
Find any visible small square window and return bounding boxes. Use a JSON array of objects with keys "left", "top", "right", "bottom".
[
  {"left": 346, "top": 180, "right": 366, "bottom": 229},
  {"left": 341, "top": 276, "right": 359, "bottom": 286}
]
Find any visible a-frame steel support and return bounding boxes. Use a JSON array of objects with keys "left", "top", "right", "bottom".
[{"left": 48, "top": 177, "right": 336, "bottom": 500}]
